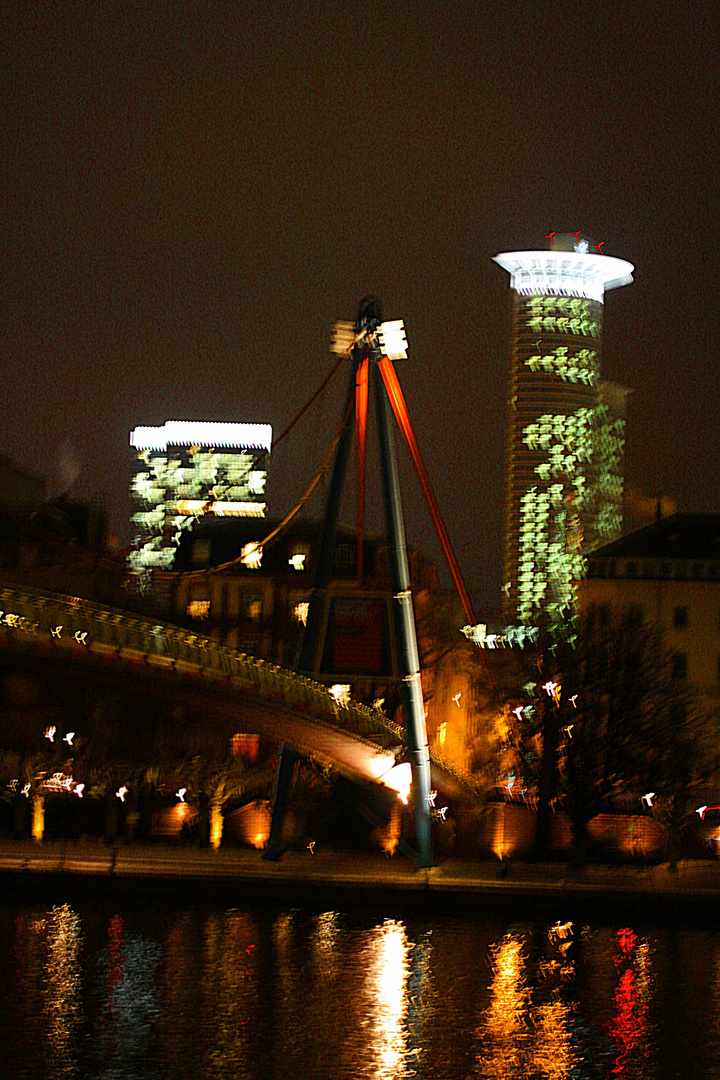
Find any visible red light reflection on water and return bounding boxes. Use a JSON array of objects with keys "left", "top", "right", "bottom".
[{"left": 609, "top": 928, "right": 650, "bottom": 1077}]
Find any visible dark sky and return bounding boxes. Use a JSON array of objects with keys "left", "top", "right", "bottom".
[{"left": 3, "top": 1, "right": 718, "bottom": 613}]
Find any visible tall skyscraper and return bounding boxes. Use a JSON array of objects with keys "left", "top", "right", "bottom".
[
  {"left": 129, "top": 420, "right": 272, "bottom": 571},
  {"left": 494, "top": 234, "right": 633, "bottom": 627}
]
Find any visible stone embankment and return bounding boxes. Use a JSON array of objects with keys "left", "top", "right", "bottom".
[{"left": 1, "top": 838, "right": 720, "bottom": 915}]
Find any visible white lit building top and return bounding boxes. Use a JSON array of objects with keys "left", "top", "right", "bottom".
[
  {"left": 130, "top": 420, "right": 272, "bottom": 452},
  {"left": 493, "top": 249, "right": 634, "bottom": 302},
  {"left": 128, "top": 418, "right": 272, "bottom": 573}
]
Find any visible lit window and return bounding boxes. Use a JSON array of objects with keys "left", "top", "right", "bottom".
[
  {"left": 293, "top": 602, "right": 309, "bottom": 626},
  {"left": 246, "top": 600, "right": 262, "bottom": 620},
  {"left": 241, "top": 543, "right": 263, "bottom": 569},
  {"left": 186, "top": 600, "right": 210, "bottom": 619},
  {"left": 437, "top": 721, "right": 447, "bottom": 748}
]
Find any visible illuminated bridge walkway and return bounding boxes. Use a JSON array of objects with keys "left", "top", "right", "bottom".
[{"left": 0, "top": 586, "right": 478, "bottom": 801}]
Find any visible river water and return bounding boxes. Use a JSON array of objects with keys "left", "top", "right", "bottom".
[{"left": 0, "top": 888, "right": 716, "bottom": 1079}]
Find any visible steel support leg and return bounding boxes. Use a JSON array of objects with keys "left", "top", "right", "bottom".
[{"left": 373, "top": 361, "right": 433, "bottom": 868}]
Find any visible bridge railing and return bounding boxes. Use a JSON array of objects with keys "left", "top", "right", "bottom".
[{"left": 0, "top": 586, "right": 405, "bottom": 750}]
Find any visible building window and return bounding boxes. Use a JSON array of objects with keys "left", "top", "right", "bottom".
[
  {"left": 191, "top": 538, "right": 211, "bottom": 565},
  {"left": 692, "top": 563, "right": 703, "bottom": 579},
  {"left": 660, "top": 562, "right": 672, "bottom": 578},
  {"left": 627, "top": 605, "right": 644, "bottom": 627},
  {"left": 288, "top": 544, "right": 309, "bottom": 571},
  {"left": 672, "top": 653, "right": 687, "bottom": 679},
  {"left": 626, "top": 561, "right": 638, "bottom": 577},
  {"left": 186, "top": 599, "right": 210, "bottom": 619},
  {"left": 245, "top": 599, "right": 262, "bottom": 620},
  {"left": 334, "top": 543, "right": 355, "bottom": 570},
  {"left": 674, "top": 606, "right": 688, "bottom": 629},
  {"left": 241, "top": 543, "right": 263, "bottom": 569}
]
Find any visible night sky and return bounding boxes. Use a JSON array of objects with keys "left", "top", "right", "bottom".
[{"left": 3, "top": 2, "right": 718, "bottom": 613}]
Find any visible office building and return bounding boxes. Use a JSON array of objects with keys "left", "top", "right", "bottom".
[
  {"left": 582, "top": 512, "right": 720, "bottom": 729},
  {"left": 129, "top": 420, "right": 272, "bottom": 571},
  {"left": 494, "top": 234, "right": 633, "bottom": 626}
]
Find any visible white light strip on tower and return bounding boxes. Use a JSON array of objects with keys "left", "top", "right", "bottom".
[
  {"left": 493, "top": 251, "right": 634, "bottom": 301},
  {"left": 130, "top": 420, "right": 273, "bottom": 451}
]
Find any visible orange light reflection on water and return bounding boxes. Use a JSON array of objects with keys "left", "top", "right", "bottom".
[{"left": 475, "top": 929, "right": 580, "bottom": 1078}]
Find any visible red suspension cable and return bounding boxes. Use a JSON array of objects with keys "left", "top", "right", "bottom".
[
  {"left": 377, "top": 354, "right": 476, "bottom": 627},
  {"left": 355, "top": 356, "right": 369, "bottom": 582}
]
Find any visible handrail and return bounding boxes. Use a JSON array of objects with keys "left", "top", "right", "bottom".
[{"left": 0, "top": 585, "right": 479, "bottom": 794}]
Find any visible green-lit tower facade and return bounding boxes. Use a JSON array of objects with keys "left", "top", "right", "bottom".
[{"left": 494, "top": 235, "right": 633, "bottom": 627}]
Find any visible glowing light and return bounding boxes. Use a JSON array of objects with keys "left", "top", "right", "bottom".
[
  {"left": 293, "top": 602, "right": 309, "bottom": 625},
  {"left": 288, "top": 553, "right": 306, "bottom": 570},
  {"left": 545, "top": 232, "right": 556, "bottom": 244},
  {"left": 512, "top": 706, "right": 524, "bottom": 720},
  {"left": 51, "top": 625, "right": 63, "bottom": 638},
  {"left": 381, "top": 763, "right": 413, "bottom": 805},
  {"left": 241, "top": 543, "right": 263, "bottom": 569},
  {"left": 22, "top": 783, "right": 31, "bottom": 797},
  {"left": 307, "top": 841, "right": 316, "bottom": 854},
  {"left": 542, "top": 680, "right": 561, "bottom": 704},
  {"left": 452, "top": 692, "right": 462, "bottom": 707},
  {"left": 436, "top": 806, "right": 448, "bottom": 821},
  {"left": 494, "top": 249, "right": 635, "bottom": 301},
  {"left": 329, "top": 684, "right": 352, "bottom": 707},
  {"left": 642, "top": 792, "right": 655, "bottom": 807},
  {"left": 697, "top": 805, "right": 709, "bottom": 818},
  {"left": 569, "top": 694, "right": 578, "bottom": 708},
  {"left": 44, "top": 726, "right": 56, "bottom": 742},
  {"left": 372, "top": 696, "right": 385, "bottom": 712},
  {"left": 330, "top": 319, "right": 357, "bottom": 355},
  {"left": 428, "top": 790, "right": 437, "bottom": 807},
  {"left": 174, "top": 499, "right": 266, "bottom": 517},
  {"left": 116, "top": 786, "right": 129, "bottom": 803},
  {"left": 186, "top": 600, "right": 210, "bottom": 619},
  {"left": 63, "top": 732, "right": 75, "bottom": 746},
  {"left": 74, "top": 784, "right": 84, "bottom": 798},
  {"left": 377, "top": 319, "right": 408, "bottom": 360},
  {"left": 437, "top": 720, "right": 447, "bottom": 746},
  {"left": 74, "top": 631, "right": 88, "bottom": 645},
  {"left": 130, "top": 420, "right": 272, "bottom": 452},
  {"left": 176, "top": 787, "right": 187, "bottom": 802},
  {"left": 563, "top": 724, "right": 574, "bottom": 738}
]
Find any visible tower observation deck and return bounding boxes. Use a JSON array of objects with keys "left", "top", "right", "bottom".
[{"left": 494, "top": 234, "right": 634, "bottom": 628}]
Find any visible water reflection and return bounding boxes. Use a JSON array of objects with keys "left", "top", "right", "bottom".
[
  {"left": 45, "top": 904, "right": 83, "bottom": 1079},
  {"left": 359, "top": 919, "right": 411, "bottom": 1078},
  {"left": 0, "top": 896, "right": 713, "bottom": 1079},
  {"left": 93, "top": 912, "right": 161, "bottom": 1076},
  {"left": 608, "top": 928, "right": 654, "bottom": 1078},
  {"left": 475, "top": 925, "right": 580, "bottom": 1078}
]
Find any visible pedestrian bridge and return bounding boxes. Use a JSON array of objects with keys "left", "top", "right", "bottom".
[{"left": 0, "top": 586, "right": 478, "bottom": 802}]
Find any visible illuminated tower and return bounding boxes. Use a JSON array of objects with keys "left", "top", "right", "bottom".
[
  {"left": 494, "top": 234, "right": 633, "bottom": 627},
  {"left": 128, "top": 420, "right": 272, "bottom": 572}
]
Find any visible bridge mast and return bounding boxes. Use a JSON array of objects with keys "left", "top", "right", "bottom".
[{"left": 265, "top": 297, "right": 434, "bottom": 868}]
